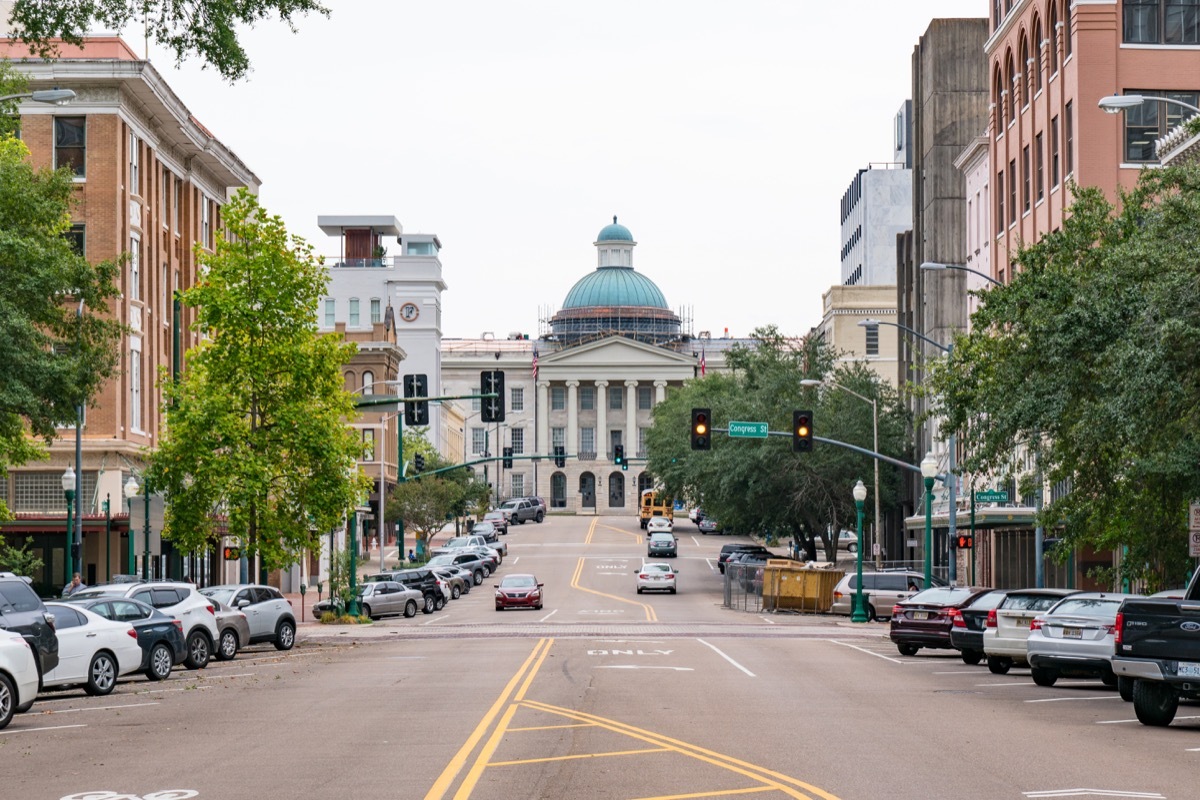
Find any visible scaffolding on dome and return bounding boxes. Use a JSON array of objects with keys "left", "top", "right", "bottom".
[{"left": 538, "top": 304, "right": 694, "bottom": 350}]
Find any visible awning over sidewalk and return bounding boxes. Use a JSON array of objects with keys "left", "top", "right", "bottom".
[{"left": 903, "top": 505, "right": 1037, "bottom": 531}]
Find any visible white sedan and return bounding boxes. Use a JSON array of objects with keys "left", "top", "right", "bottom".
[
  {"left": 0, "top": 630, "right": 39, "bottom": 728},
  {"left": 636, "top": 562, "right": 678, "bottom": 594},
  {"left": 43, "top": 602, "right": 143, "bottom": 696},
  {"left": 646, "top": 517, "right": 674, "bottom": 535}
]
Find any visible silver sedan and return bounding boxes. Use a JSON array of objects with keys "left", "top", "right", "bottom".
[{"left": 1025, "top": 592, "right": 1140, "bottom": 688}]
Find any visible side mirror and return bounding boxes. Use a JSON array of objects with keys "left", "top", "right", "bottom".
[
  {"left": 537, "top": 583, "right": 544, "bottom": 588},
  {"left": 236, "top": 599, "right": 250, "bottom": 609},
  {"left": 493, "top": 584, "right": 500, "bottom": 588}
]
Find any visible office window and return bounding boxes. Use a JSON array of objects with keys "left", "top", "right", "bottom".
[
  {"left": 511, "top": 387, "right": 524, "bottom": 412},
  {"left": 130, "top": 349, "right": 142, "bottom": 431},
  {"left": 1049, "top": 3, "right": 1060, "bottom": 73},
  {"left": 323, "top": 298, "right": 335, "bottom": 327},
  {"left": 637, "top": 386, "right": 652, "bottom": 410},
  {"left": 551, "top": 427, "right": 565, "bottom": 449},
  {"left": 511, "top": 428, "right": 524, "bottom": 454},
  {"left": 162, "top": 262, "right": 168, "bottom": 315},
  {"left": 579, "top": 386, "right": 594, "bottom": 410},
  {"left": 580, "top": 427, "right": 595, "bottom": 455},
  {"left": 1022, "top": 145, "right": 1031, "bottom": 213},
  {"left": 65, "top": 224, "right": 85, "bottom": 256},
  {"left": 1008, "top": 159, "right": 1017, "bottom": 225},
  {"left": 129, "top": 132, "right": 140, "bottom": 194},
  {"left": 471, "top": 387, "right": 480, "bottom": 412},
  {"left": 370, "top": 298, "right": 382, "bottom": 324},
  {"left": 362, "top": 429, "right": 375, "bottom": 462},
  {"left": 638, "top": 427, "right": 649, "bottom": 455},
  {"left": 471, "top": 428, "right": 486, "bottom": 455},
  {"left": 1035, "top": 133, "right": 1044, "bottom": 201},
  {"left": 173, "top": 179, "right": 181, "bottom": 233},
  {"left": 551, "top": 387, "right": 566, "bottom": 410},
  {"left": 361, "top": 371, "right": 374, "bottom": 395},
  {"left": 1065, "top": 2, "right": 1074, "bottom": 55},
  {"left": 608, "top": 386, "right": 622, "bottom": 410},
  {"left": 54, "top": 117, "right": 86, "bottom": 177},
  {"left": 865, "top": 324, "right": 879, "bottom": 356},
  {"left": 1123, "top": 90, "right": 1200, "bottom": 161},
  {"left": 201, "top": 198, "right": 211, "bottom": 249},
  {"left": 1065, "top": 101, "right": 1074, "bottom": 175},
  {"left": 129, "top": 235, "right": 141, "bottom": 301},
  {"left": 510, "top": 474, "right": 524, "bottom": 497},
  {"left": 996, "top": 170, "right": 1005, "bottom": 232},
  {"left": 1051, "top": 117, "right": 1060, "bottom": 186},
  {"left": 161, "top": 171, "right": 170, "bottom": 225},
  {"left": 348, "top": 298, "right": 360, "bottom": 327}
]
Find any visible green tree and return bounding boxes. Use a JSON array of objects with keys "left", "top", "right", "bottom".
[
  {"left": 7, "top": 0, "right": 329, "bottom": 81},
  {"left": 147, "top": 189, "right": 369, "bottom": 570},
  {"left": 387, "top": 477, "right": 461, "bottom": 555},
  {"left": 0, "top": 136, "right": 123, "bottom": 517},
  {"left": 0, "top": 60, "right": 30, "bottom": 137},
  {"left": 927, "top": 167, "right": 1200, "bottom": 588},
  {"left": 0, "top": 536, "right": 43, "bottom": 577}
]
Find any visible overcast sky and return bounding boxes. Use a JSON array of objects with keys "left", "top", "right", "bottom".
[{"left": 139, "top": 0, "right": 987, "bottom": 340}]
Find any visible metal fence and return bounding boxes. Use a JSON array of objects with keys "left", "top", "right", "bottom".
[{"left": 723, "top": 562, "right": 764, "bottom": 612}]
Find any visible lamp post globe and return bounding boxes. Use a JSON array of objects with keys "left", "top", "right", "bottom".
[
  {"left": 851, "top": 479, "right": 869, "bottom": 623},
  {"left": 123, "top": 477, "right": 139, "bottom": 575},
  {"left": 920, "top": 452, "right": 938, "bottom": 589},
  {"left": 61, "top": 467, "right": 76, "bottom": 586}
]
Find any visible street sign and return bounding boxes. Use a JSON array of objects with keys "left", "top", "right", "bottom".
[
  {"left": 727, "top": 420, "right": 768, "bottom": 438},
  {"left": 975, "top": 490, "right": 1009, "bottom": 503},
  {"left": 1189, "top": 501, "right": 1200, "bottom": 532},
  {"left": 1191, "top": 531, "right": 1200, "bottom": 558}
]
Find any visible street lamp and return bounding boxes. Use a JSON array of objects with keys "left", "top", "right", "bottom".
[
  {"left": 802, "top": 378, "right": 882, "bottom": 570},
  {"left": 860, "top": 318, "right": 960, "bottom": 584},
  {"left": 61, "top": 467, "right": 76, "bottom": 586},
  {"left": 851, "top": 479, "right": 869, "bottom": 623},
  {"left": 920, "top": 452, "right": 939, "bottom": 589},
  {"left": 123, "top": 476, "right": 139, "bottom": 575},
  {"left": 0, "top": 89, "right": 77, "bottom": 105},
  {"left": 1098, "top": 93, "right": 1200, "bottom": 116},
  {"left": 920, "top": 261, "right": 1004, "bottom": 288}
]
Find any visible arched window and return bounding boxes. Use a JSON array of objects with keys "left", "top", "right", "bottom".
[
  {"left": 1018, "top": 34, "right": 1029, "bottom": 108},
  {"left": 362, "top": 370, "right": 374, "bottom": 395},
  {"left": 1063, "top": 0, "right": 1073, "bottom": 57},
  {"left": 1005, "top": 50, "right": 1017, "bottom": 123},
  {"left": 1031, "top": 16, "right": 1043, "bottom": 94},
  {"left": 1048, "top": 2, "right": 1060, "bottom": 74},
  {"left": 343, "top": 371, "right": 355, "bottom": 392},
  {"left": 551, "top": 472, "right": 566, "bottom": 508},
  {"left": 994, "top": 64, "right": 1005, "bottom": 131}
]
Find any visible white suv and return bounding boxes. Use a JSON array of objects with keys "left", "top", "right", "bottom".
[
  {"left": 72, "top": 582, "right": 219, "bottom": 669},
  {"left": 200, "top": 585, "right": 296, "bottom": 650}
]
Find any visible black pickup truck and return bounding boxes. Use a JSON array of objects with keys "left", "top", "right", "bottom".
[{"left": 1112, "top": 570, "right": 1200, "bottom": 726}]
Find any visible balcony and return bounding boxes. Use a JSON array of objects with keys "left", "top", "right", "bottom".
[
  {"left": 328, "top": 257, "right": 392, "bottom": 269},
  {"left": 578, "top": 451, "right": 597, "bottom": 461}
]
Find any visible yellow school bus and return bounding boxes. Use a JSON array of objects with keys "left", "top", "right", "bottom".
[{"left": 639, "top": 489, "right": 674, "bottom": 529}]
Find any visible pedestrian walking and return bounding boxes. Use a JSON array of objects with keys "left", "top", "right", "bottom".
[{"left": 62, "top": 572, "right": 87, "bottom": 596}]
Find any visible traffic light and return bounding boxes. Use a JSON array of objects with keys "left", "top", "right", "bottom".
[
  {"left": 404, "top": 373, "right": 429, "bottom": 426},
  {"left": 955, "top": 533, "right": 975, "bottom": 549},
  {"left": 222, "top": 546, "right": 241, "bottom": 561},
  {"left": 414, "top": 453, "right": 426, "bottom": 473},
  {"left": 480, "top": 370, "right": 506, "bottom": 423},
  {"left": 690, "top": 408, "right": 711, "bottom": 451},
  {"left": 503, "top": 446, "right": 513, "bottom": 469},
  {"left": 613, "top": 444, "right": 625, "bottom": 466},
  {"left": 792, "top": 410, "right": 813, "bottom": 452},
  {"left": 553, "top": 445, "right": 566, "bottom": 468}
]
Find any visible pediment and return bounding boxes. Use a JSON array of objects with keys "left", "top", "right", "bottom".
[{"left": 541, "top": 336, "right": 698, "bottom": 370}]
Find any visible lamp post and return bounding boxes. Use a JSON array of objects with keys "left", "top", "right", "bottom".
[
  {"left": 920, "top": 452, "right": 939, "bottom": 589},
  {"left": 0, "top": 89, "right": 77, "bottom": 105},
  {"left": 802, "top": 378, "right": 882, "bottom": 569},
  {"left": 61, "top": 467, "right": 75, "bottom": 587},
  {"left": 920, "top": 261, "right": 1004, "bottom": 287},
  {"left": 123, "top": 476, "right": 139, "bottom": 575},
  {"left": 142, "top": 481, "right": 151, "bottom": 581},
  {"left": 1098, "top": 94, "right": 1200, "bottom": 116},
  {"left": 860, "top": 318, "right": 959, "bottom": 584},
  {"left": 851, "top": 480, "right": 869, "bottom": 623}
]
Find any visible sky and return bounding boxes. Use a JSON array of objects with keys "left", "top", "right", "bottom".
[{"left": 135, "top": 0, "right": 988, "bottom": 340}]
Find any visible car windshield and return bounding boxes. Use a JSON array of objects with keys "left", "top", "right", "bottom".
[
  {"left": 502, "top": 575, "right": 537, "bottom": 588},
  {"left": 444, "top": 538, "right": 470, "bottom": 547},
  {"left": 1002, "top": 593, "right": 1066, "bottom": 611},
  {"left": 426, "top": 556, "right": 454, "bottom": 567},
  {"left": 650, "top": 533, "right": 673, "bottom": 541},
  {"left": 1049, "top": 598, "right": 1122, "bottom": 618},
  {"left": 200, "top": 588, "right": 236, "bottom": 605},
  {"left": 500, "top": 501, "right": 519, "bottom": 510},
  {"left": 0, "top": 582, "right": 43, "bottom": 613},
  {"left": 906, "top": 587, "right": 977, "bottom": 606},
  {"left": 68, "top": 587, "right": 125, "bottom": 600},
  {"left": 967, "top": 591, "right": 1007, "bottom": 611},
  {"left": 355, "top": 585, "right": 371, "bottom": 596}
]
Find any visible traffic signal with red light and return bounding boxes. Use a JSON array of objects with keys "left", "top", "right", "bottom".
[
  {"left": 792, "top": 410, "right": 813, "bottom": 453},
  {"left": 690, "top": 408, "right": 711, "bottom": 451},
  {"left": 222, "top": 546, "right": 241, "bottom": 561},
  {"left": 955, "top": 533, "right": 975, "bottom": 549}
]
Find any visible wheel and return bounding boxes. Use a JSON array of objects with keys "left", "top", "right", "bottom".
[
  {"left": 146, "top": 642, "right": 174, "bottom": 681},
  {"left": 15, "top": 699, "right": 33, "bottom": 714},
  {"left": 1101, "top": 672, "right": 1118, "bottom": 688},
  {"left": 1118, "top": 675, "right": 1134, "bottom": 702},
  {"left": 1031, "top": 667, "right": 1058, "bottom": 687},
  {"left": 482, "top": 565, "right": 492, "bottom": 578},
  {"left": 637, "top": 587, "right": 644, "bottom": 594},
  {"left": 216, "top": 628, "right": 239, "bottom": 661},
  {"left": 184, "top": 630, "right": 211, "bottom": 669},
  {"left": 1133, "top": 680, "right": 1179, "bottom": 727},
  {"left": 274, "top": 620, "right": 296, "bottom": 651},
  {"left": 848, "top": 543, "right": 857, "bottom": 553},
  {"left": 434, "top": 595, "right": 446, "bottom": 611},
  {"left": 897, "top": 643, "right": 919, "bottom": 657},
  {"left": 961, "top": 649, "right": 983, "bottom": 666},
  {"left": 403, "top": 599, "right": 418, "bottom": 618},
  {"left": 495, "top": 605, "right": 504, "bottom": 611},
  {"left": 669, "top": 587, "right": 677, "bottom": 594},
  {"left": 361, "top": 604, "right": 374, "bottom": 621},
  {"left": 422, "top": 594, "right": 436, "bottom": 614},
  {"left": 84, "top": 651, "right": 118, "bottom": 696},
  {"left": 535, "top": 512, "right": 544, "bottom": 523},
  {"left": 0, "top": 672, "right": 14, "bottom": 731},
  {"left": 867, "top": 604, "right": 878, "bottom": 622},
  {"left": 473, "top": 570, "right": 484, "bottom": 586},
  {"left": 451, "top": 585, "right": 462, "bottom": 600},
  {"left": 986, "top": 656, "right": 1011, "bottom": 675}
]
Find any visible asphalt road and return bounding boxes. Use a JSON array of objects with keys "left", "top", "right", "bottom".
[{"left": 4, "top": 515, "right": 1198, "bottom": 800}]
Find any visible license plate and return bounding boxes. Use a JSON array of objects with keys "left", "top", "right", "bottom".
[
  {"left": 911, "top": 611, "right": 929, "bottom": 620},
  {"left": 1178, "top": 662, "right": 1200, "bottom": 678},
  {"left": 1062, "top": 627, "right": 1083, "bottom": 639}
]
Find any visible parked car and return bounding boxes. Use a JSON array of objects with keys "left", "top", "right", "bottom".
[
  {"left": 948, "top": 590, "right": 1007, "bottom": 665},
  {"left": 889, "top": 586, "right": 994, "bottom": 656},
  {"left": 636, "top": 563, "right": 678, "bottom": 594},
  {"left": 647, "top": 532, "right": 678, "bottom": 558},
  {"left": 355, "top": 581, "right": 423, "bottom": 619},
  {"left": 430, "top": 567, "right": 472, "bottom": 598},
  {"left": 205, "top": 598, "right": 251, "bottom": 661},
  {"left": 1026, "top": 592, "right": 1137, "bottom": 688},
  {"left": 815, "top": 530, "right": 858, "bottom": 553},
  {"left": 982, "top": 588, "right": 1078, "bottom": 674},
  {"left": 831, "top": 570, "right": 947, "bottom": 621},
  {"left": 198, "top": 584, "right": 296, "bottom": 651},
  {"left": 717, "top": 544, "right": 772, "bottom": 574},
  {"left": 426, "top": 553, "right": 491, "bottom": 586},
  {"left": 697, "top": 517, "right": 723, "bottom": 535},
  {"left": 0, "top": 630, "right": 39, "bottom": 727},
  {"left": 482, "top": 510, "right": 509, "bottom": 535},
  {"left": 42, "top": 602, "right": 143, "bottom": 696},
  {"left": 499, "top": 497, "right": 544, "bottom": 524},
  {"left": 436, "top": 532, "right": 506, "bottom": 560},
  {"left": 519, "top": 496, "right": 547, "bottom": 515},
  {"left": 72, "top": 581, "right": 219, "bottom": 669},
  {"left": 495, "top": 574, "right": 544, "bottom": 610},
  {"left": 64, "top": 596, "right": 186, "bottom": 680},
  {"left": 646, "top": 517, "right": 674, "bottom": 535},
  {"left": 0, "top": 572, "right": 59, "bottom": 682},
  {"left": 689, "top": 507, "right": 704, "bottom": 524},
  {"left": 386, "top": 569, "right": 448, "bottom": 613}
]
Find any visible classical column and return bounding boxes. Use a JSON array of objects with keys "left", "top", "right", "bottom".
[
  {"left": 537, "top": 380, "right": 550, "bottom": 459},
  {"left": 653, "top": 379, "right": 667, "bottom": 406},
  {"left": 566, "top": 380, "right": 579, "bottom": 462},
  {"left": 624, "top": 380, "right": 638, "bottom": 457},
  {"left": 595, "top": 379, "right": 609, "bottom": 461}
]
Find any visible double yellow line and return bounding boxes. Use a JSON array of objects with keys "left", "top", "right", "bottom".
[{"left": 575, "top": 517, "right": 657, "bottom": 622}]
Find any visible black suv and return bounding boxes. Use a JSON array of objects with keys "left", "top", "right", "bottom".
[
  {"left": 0, "top": 573, "right": 59, "bottom": 686},
  {"left": 717, "top": 544, "right": 773, "bottom": 574},
  {"left": 387, "top": 569, "right": 445, "bottom": 614}
]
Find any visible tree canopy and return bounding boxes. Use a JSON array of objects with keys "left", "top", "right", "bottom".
[
  {"left": 147, "top": 189, "right": 368, "bottom": 569},
  {"left": 926, "top": 167, "right": 1200, "bottom": 588},
  {"left": 6, "top": 0, "right": 329, "bottom": 81}
]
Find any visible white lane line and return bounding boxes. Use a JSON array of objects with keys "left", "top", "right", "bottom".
[
  {"left": 706, "top": 558, "right": 716, "bottom": 571},
  {"left": 388, "top": 656, "right": 427, "bottom": 660},
  {"left": 1098, "top": 715, "right": 1200, "bottom": 725},
  {"left": 696, "top": 638, "right": 756, "bottom": 677},
  {"left": 1025, "top": 696, "right": 1122, "bottom": 704},
  {"left": 597, "top": 665, "right": 694, "bottom": 671},
  {"left": 49, "top": 702, "right": 160, "bottom": 714},
  {"left": 934, "top": 670, "right": 989, "bottom": 675},
  {"left": 421, "top": 614, "right": 450, "bottom": 626},
  {"left": 0, "top": 724, "right": 87, "bottom": 735},
  {"left": 831, "top": 640, "right": 904, "bottom": 664},
  {"left": 511, "top": 557, "right": 519, "bottom": 565},
  {"left": 538, "top": 609, "right": 557, "bottom": 622},
  {"left": 758, "top": 616, "right": 776, "bottom": 625},
  {"left": 976, "top": 681, "right": 1035, "bottom": 687},
  {"left": 691, "top": 537, "right": 701, "bottom": 546},
  {"left": 1023, "top": 790, "right": 1165, "bottom": 798}
]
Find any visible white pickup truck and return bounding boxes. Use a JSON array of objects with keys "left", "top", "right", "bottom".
[{"left": 433, "top": 529, "right": 507, "bottom": 559}]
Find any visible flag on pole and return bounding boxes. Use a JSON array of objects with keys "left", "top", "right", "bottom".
[
  {"left": 700, "top": 347, "right": 706, "bottom": 377},
  {"left": 531, "top": 346, "right": 539, "bottom": 380}
]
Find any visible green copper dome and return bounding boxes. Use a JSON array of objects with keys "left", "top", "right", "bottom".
[
  {"left": 596, "top": 216, "right": 634, "bottom": 242},
  {"left": 561, "top": 267, "right": 669, "bottom": 309}
]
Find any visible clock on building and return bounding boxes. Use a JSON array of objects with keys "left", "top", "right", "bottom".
[{"left": 399, "top": 301, "right": 420, "bottom": 322}]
